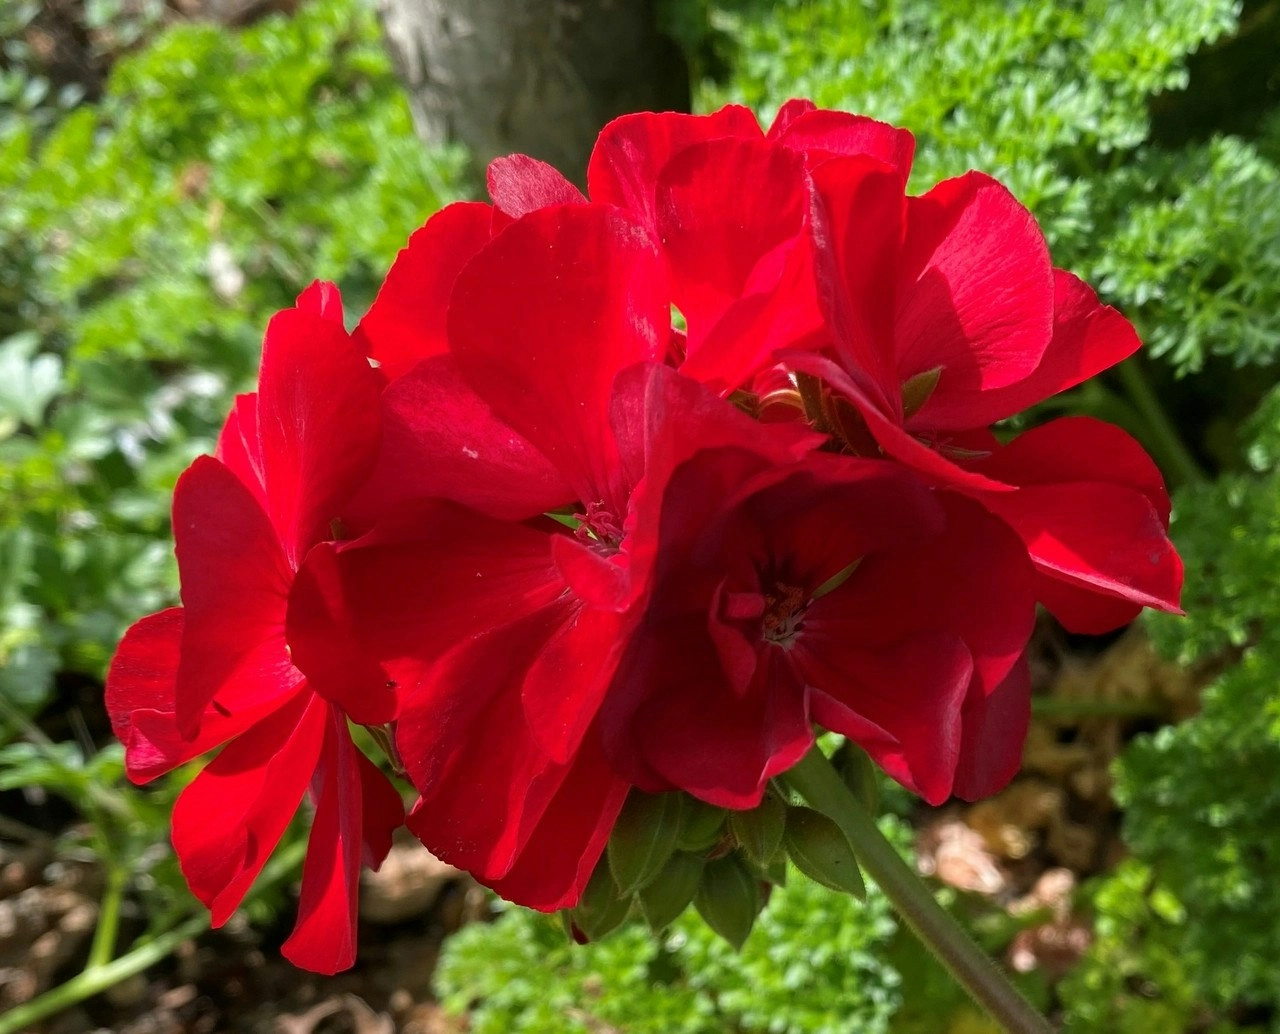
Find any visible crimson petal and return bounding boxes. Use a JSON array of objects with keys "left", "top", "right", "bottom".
[
  {"left": 952, "top": 654, "right": 1032, "bottom": 801},
  {"left": 448, "top": 203, "right": 669, "bottom": 507},
  {"left": 487, "top": 154, "right": 586, "bottom": 219},
  {"left": 354, "top": 201, "right": 495, "bottom": 381},
  {"left": 171, "top": 691, "right": 326, "bottom": 926}
]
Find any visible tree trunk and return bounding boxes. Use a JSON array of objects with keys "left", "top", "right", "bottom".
[{"left": 377, "top": 0, "right": 690, "bottom": 184}]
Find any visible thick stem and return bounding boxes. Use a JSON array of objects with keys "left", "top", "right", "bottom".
[
  {"left": 783, "top": 747, "right": 1055, "bottom": 1034},
  {"left": 0, "top": 913, "right": 210, "bottom": 1034}
]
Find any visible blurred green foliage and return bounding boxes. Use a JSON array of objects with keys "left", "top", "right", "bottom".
[
  {"left": 438, "top": 827, "right": 907, "bottom": 1034},
  {"left": 0, "top": 0, "right": 462, "bottom": 730}
]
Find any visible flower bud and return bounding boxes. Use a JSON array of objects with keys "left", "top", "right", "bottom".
[
  {"left": 729, "top": 792, "right": 786, "bottom": 867},
  {"left": 676, "top": 796, "right": 727, "bottom": 853},
  {"left": 694, "top": 855, "right": 763, "bottom": 950},
  {"left": 638, "top": 851, "right": 704, "bottom": 932},
  {"left": 607, "top": 790, "right": 684, "bottom": 895},
  {"left": 569, "top": 859, "right": 633, "bottom": 942},
  {"left": 783, "top": 806, "right": 866, "bottom": 900}
]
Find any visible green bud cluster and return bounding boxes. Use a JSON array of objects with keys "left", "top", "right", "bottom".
[{"left": 566, "top": 743, "right": 880, "bottom": 950}]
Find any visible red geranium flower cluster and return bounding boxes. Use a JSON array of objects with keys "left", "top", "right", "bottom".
[{"left": 106, "top": 100, "right": 1182, "bottom": 973}]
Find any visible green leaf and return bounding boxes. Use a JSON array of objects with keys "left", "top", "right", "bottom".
[
  {"left": 607, "top": 790, "right": 685, "bottom": 895},
  {"left": 694, "top": 855, "right": 762, "bottom": 950},
  {"left": 783, "top": 806, "right": 867, "bottom": 900}
]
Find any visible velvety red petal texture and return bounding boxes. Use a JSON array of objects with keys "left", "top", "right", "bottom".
[
  {"left": 255, "top": 303, "right": 382, "bottom": 563},
  {"left": 894, "top": 172, "right": 1055, "bottom": 423},
  {"left": 968, "top": 418, "right": 1182, "bottom": 626},
  {"left": 655, "top": 137, "right": 817, "bottom": 390},
  {"left": 171, "top": 457, "right": 297, "bottom": 738},
  {"left": 448, "top": 203, "right": 669, "bottom": 506},
  {"left": 171, "top": 691, "right": 327, "bottom": 926},
  {"left": 287, "top": 499, "right": 567, "bottom": 721},
  {"left": 951, "top": 654, "right": 1032, "bottom": 802},
  {"left": 931, "top": 270, "right": 1142, "bottom": 429},
  {"left": 296, "top": 280, "right": 345, "bottom": 324},
  {"left": 106, "top": 608, "right": 295, "bottom": 783},
  {"left": 214, "top": 393, "right": 267, "bottom": 506},
  {"left": 771, "top": 106, "right": 916, "bottom": 180},
  {"left": 343, "top": 355, "right": 571, "bottom": 529},
  {"left": 354, "top": 201, "right": 494, "bottom": 381},
  {"left": 587, "top": 106, "right": 762, "bottom": 229},
  {"left": 487, "top": 154, "right": 586, "bottom": 220}
]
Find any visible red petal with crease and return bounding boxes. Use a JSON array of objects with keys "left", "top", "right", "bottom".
[
  {"left": 773, "top": 107, "right": 915, "bottom": 179},
  {"left": 344, "top": 355, "right": 571, "bottom": 529},
  {"left": 894, "top": 172, "right": 1054, "bottom": 422},
  {"left": 288, "top": 500, "right": 566, "bottom": 723},
  {"left": 172, "top": 691, "right": 326, "bottom": 926},
  {"left": 355, "top": 202, "right": 494, "bottom": 381},
  {"left": 655, "top": 138, "right": 806, "bottom": 345},
  {"left": 923, "top": 270, "right": 1141, "bottom": 429},
  {"left": 172, "top": 457, "right": 296, "bottom": 737},
  {"left": 296, "top": 280, "right": 345, "bottom": 324},
  {"left": 107, "top": 608, "right": 289, "bottom": 783},
  {"left": 970, "top": 416, "right": 1171, "bottom": 521},
  {"left": 1033, "top": 573, "right": 1144, "bottom": 634},
  {"left": 281, "top": 707, "right": 404, "bottom": 974},
  {"left": 487, "top": 154, "right": 586, "bottom": 219},
  {"left": 448, "top": 203, "right": 668, "bottom": 506},
  {"left": 401, "top": 605, "right": 578, "bottom": 881},
  {"left": 487, "top": 732, "right": 630, "bottom": 911},
  {"left": 256, "top": 306, "right": 382, "bottom": 562},
  {"left": 809, "top": 155, "right": 909, "bottom": 406},
  {"left": 587, "top": 106, "right": 762, "bottom": 228},
  {"left": 981, "top": 481, "right": 1183, "bottom": 615},
  {"left": 952, "top": 654, "right": 1032, "bottom": 802},
  {"left": 214, "top": 393, "right": 266, "bottom": 506},
  {"left": 801, "top": 631, "right": 973, "bottom": 805}
]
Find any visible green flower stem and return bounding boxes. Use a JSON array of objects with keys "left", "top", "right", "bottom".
[
  {"left": 1116, "top": 355, "right": 1206, "bottom": 488},
  {"left": 0, "top": 912, "right": 210, "bottom": 1034},
  {"left": 783, "top": 747, "right": 1054, "bottom": 1034},
  {"left": 87, "top": 864, "right": 126, "bottom": 971}
]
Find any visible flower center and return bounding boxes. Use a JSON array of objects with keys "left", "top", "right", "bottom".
[
  {"left": 573, "top": 500, "right": 624, "bottom": 555},
  {"left": 761, "top": 583, "right": 809, "bottom": 646}
]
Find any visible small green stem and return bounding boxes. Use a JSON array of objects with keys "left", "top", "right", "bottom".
[
  {"left": 1116, "top": 356, "right": 1206, "bottom": 488},
  {"left": 783, "top": 747, "right": 1054, "bottom": 1034},
  {"left": 87, "top": 864, "right": 126, "bottom": 970},
  {"left": 0, "top": 912, "right": 210, "bottom": 1034}
]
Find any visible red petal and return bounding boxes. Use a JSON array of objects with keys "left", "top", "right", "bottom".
[
  {"left": 782, "top": 351, "right": 1016, "bottom": 493},
  {"left": 214, "top": 393, "right": 266, "bottom": 507},
  {"left": 1032, "top": 574, "right": 1144, "bottom": 635},
  {"left": 802, "top": 632, "right": 973, "bottom": 805},
  {"left": 296, "top": 280, "right": 345, "bottom": 324},
  {"left": 448, "top": 203, "right": 669, "bottom": 506},
  {"left": 281, "top": 707, "right": 404, "bottom": 974},
  {"left": 400, "top": 604, "right": 578, "bottom": 881},
  {"left": 654, "top": 137, "right": 813, "bottom": 389},
  {"left": 343, "top": 355, "right": 571, "bottom": 529},
  {"left": 772, "top": 107, "right": 915, "bottom": 179},
  {"left": 952, "top": 654, "right": 1031, "bottom": 802},
  {"left": 587, "top": 106, "right": 762, "bottom": 228},
  {"left": 808, "top": 154, "right": 909, "bottom": 409},
  {"left": 981, "top": 481, "right": 1183, "bottom": 617},
  {"left": 928, "top": 270, "right": 1141, "bottom": 429},
  {"left": 354, "top": 202, "right": 495, "bottom": 381},
  {"left": 172, "top": 691, "right": 326, "bottom": 926},
  {"left": 970, "top": 416, "right": 1171, "bottom": 522},
  {"left": 486, "top": 732, "right": 630, "bottom": 911},
  {"left": 172, "top": 457, "right": 297, "bottom": 738},
  {"left": 487, "top": 154, "right": 586, "bottom": 219},
  {"left": 287, "top": 501, "right": 567, "bottom": 723},
  {"left": 256, "top": 305, "right": 382, "bottom": 563},
  {"left": 106, "top": 608, "right": 287, "bottom": 783},
  {"left": 894, "top": 172, "right": 1054, "bottom": 425}
]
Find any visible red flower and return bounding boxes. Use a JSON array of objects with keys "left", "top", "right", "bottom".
[
  {"left": 778, "top": 151, "right": 1182, "bottom": 632},
  {"left": 600, "top": 450, "right": 1036, "bottom": 807},
  {"left": 105, "top": 283, "right": 404, "bottom": 974},
  {"left": 290, "top": 203, "right": 824, "bottom": 909}
]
